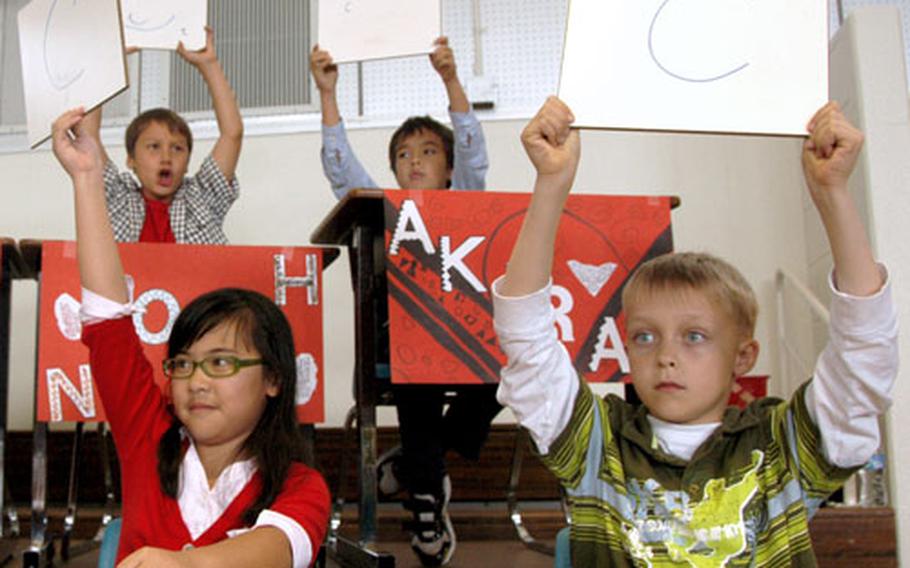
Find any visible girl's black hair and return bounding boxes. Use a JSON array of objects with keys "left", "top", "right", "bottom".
[{"left": 157, "top": 288, "right": 304, "bottom": 524}]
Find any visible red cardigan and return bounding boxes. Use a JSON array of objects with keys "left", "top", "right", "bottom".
[{"left": 83, "top": 317, "right": 329, "bottom": 565}]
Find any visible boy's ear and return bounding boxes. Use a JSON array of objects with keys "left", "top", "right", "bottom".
[
  {"left": 126, "top": 155, "right": 135, "bottom": 171},
  {"left": 733, "top": 338, "right": 760, "bottom": 377}
]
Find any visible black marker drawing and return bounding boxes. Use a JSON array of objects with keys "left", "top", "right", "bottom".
[
  {"left": 44, "top": 0, "right": 85, "bottom": 90},
  {"left": 648, "top": 0, "right": 749, "bottom": 83}
]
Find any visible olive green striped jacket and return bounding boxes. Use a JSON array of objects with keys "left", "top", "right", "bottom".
[{"left": 540, "top": 379, "right": 856, "bottom": 567}]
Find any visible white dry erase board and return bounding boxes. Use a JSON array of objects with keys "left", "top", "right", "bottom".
[
  {"left": 18, "top": 0, "right": 128, "bottom": 148},
  {"left": 120, "top": 0, "right": 206, "bottom": 51},
  {"left": 559, "top": 0, "right": 829, "bottom": 136},
  {"left": 318, "top": 0, "right": 441, "bottom": 64}
]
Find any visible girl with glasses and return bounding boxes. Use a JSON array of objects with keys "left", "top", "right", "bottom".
[{"left": 51, "top": 108, "right": 329, "bottom": 568}]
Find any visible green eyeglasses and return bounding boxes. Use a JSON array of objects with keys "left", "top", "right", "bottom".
[{"left": 162, "top": 355, "right": 264, "bottom": 379}]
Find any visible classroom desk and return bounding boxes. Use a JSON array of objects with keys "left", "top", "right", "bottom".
[
  {"left": 0, "top": 238, "right": 27, "bottom": 563},
  {"left": 312, "top": 189, "right": 397, "bottom": 567}
]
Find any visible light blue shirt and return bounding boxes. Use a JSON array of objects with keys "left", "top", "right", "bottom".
[{"left": 320, "top": 110, "right": 489, "bottom": 200}]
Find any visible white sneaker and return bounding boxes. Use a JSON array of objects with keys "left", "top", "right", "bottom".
[{"left": 405, "top": 475, "right": 455, "bottom": 566}]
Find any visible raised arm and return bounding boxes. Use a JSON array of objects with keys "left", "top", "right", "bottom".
[
  {"left": 178, "top": 27, "right": 243, "bottom": 181},
  {"left": 801, "top": 102, "right": 897, "bottom": 469},
  {"left": 802, "top": 102, "right": 880, "bottom": 295},
  {"left": 492, "top": 97, "right": 584, "bottom": 457},
  {"left": 80, "top": 106, "right": 112, "bottom": 166},
  {"left": 499, "top": 97, "right": 580, "bottom": 296},
  {"left": 310, "top": 44, "right": 340, "bottom": 127},
  {"left": 51, "top": 109, "right": 127, "bottom": 303},
  {"left": 430, "top": 36, "right": 469, "bottom": 113},
  {"left": 310, "top": 44, "right": 376, "bottom": 198}
]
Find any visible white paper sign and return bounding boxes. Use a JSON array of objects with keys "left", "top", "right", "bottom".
[
  {"left": 559, "top": 0, "right": 829, "bottom": 136},
  {"left": 120, "top": 0, "right": 206, "bottom": 51},
  {"left": 18, "top": 0, "right": 129, "bottom": 148},
  {"left": 318, "top": 0, "right": 441, "bottom": 64}
]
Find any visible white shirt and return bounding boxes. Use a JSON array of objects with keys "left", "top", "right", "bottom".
[
  {"left": 80, "top": 286, "right": 313, "bottom": 568},
  {"left": 493, "top": 267, "right": 897, "bottom": 468}
]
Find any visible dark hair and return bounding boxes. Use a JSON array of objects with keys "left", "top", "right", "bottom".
[
  {"left": 157, "top": 288, "right": 303, "bottom": 524},
  {"left": 388, "top": 116, "right": 454, "bottom": 187},
  {"left": 125, "top": 108, "right": 193, "bottom": 158}
]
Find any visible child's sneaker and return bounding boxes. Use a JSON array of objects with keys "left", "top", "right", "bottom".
[
  {"left": 404, "top": 475, "right": 455, "bottom": 566},
  {"left": 377, "top": 445, "right": 403, "bottom": 497}
]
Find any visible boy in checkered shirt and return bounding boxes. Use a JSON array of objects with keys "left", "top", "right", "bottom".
[{"left": 81, "top": 27, "right": 242, "bottom": 244}]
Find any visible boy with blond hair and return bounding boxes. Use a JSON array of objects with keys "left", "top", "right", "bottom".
[{"left": 492, "top": 97, "right": 898, "bottom": 566}]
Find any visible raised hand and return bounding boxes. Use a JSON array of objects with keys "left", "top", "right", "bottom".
[
  {"left": 521, "top": 96, "right": 581, "bottom": 188},
  {"left": 52, "top": 108, "right": 103, "bottom": 180},
  {"left": 310, "top": 44, "right": 339, "bottom": 94},
  {"left": 802, "top": 102, "right": 880, "bottom": 296},
  {"left": 499, "top": 97, "right": 581, "bottom": 296},
  {"left": 177, "top": 26, "right": 217, "bottom": 69},
  {"left": 802, "top": 102, "right": 864, "bottom": 200},
  {"left": 430, "top": 36, "right": 458, "bottom": 84}
]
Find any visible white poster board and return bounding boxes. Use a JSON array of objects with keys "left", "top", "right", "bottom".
[
  {"left": 18, "top": 0, "right": 128, "bottom": 148},
  {"left": 120, "top": 0, "right": 206, "bottom": 51},
  {"left": 318, "top": 0, "right": 441, "bottom": 64},
  {"left": 559, "top": 0, "right": 829, "bottom": 136}
]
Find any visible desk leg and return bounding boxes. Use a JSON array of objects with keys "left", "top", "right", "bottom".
[
  {"left": 352, "top": 225, "right": 380, "bottom": 546},
  {"left": 26, "top": 422, "right": 50, "bottom": 566},
  {"left": 508, "top": 429, "right": 556, "bottom": 556},
  {"left": 0, "top": 265, "right": 10, "bottom": 537},
  {"left": 94, "top": 423, "right": 116, "bottom": 545},
  {"left": 61, "top": 423, "right": 85, "bottom": 560},
  {"left": 357, "top": 399, "right": 378, "bottom": 544}
]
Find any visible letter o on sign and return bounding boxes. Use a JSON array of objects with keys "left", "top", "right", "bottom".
[{"left": 132, "top": 289, "right": 181, "bottom": 345}]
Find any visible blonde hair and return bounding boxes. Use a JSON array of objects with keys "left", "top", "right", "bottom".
[{"left": 621, "top": 252, "right": 758, "bottom": 336}]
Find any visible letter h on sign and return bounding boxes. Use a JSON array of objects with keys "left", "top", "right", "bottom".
[{"left": 274, "top": 254, "right": 319, "bottom": 306}]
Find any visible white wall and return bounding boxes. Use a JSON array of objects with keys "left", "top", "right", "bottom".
[
  {"left": 0, "top": 110, "right": 810, "bottom": 430},
  {"left": 828, "top": 6, "right": 910, "bottom": 564}
]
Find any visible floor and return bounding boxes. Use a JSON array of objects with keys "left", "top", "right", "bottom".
[
  {"left": 1, "top": 538, "right": 556, "bottom": 567},
  {"left": 327, "top": 540, "right": 556, "bottom": 568}
]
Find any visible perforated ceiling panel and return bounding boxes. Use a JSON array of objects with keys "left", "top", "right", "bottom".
[{"left": 358, "top": 0, "right": 568, "bottom": 119}]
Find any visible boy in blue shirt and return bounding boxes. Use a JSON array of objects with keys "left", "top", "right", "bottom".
[
  {"left": 309, "top": 37, "right": 498, "bottom": 566},
  {"left": 311, "top": 37, "right": 488, "bottom": 197}
]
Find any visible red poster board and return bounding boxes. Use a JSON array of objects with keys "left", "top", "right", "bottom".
[
  {"left": 384, "top": 191, "right": 673, "bottom": 384},
  {"left": 36, "top": 241, "right": 326, "bottom": 423}
]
